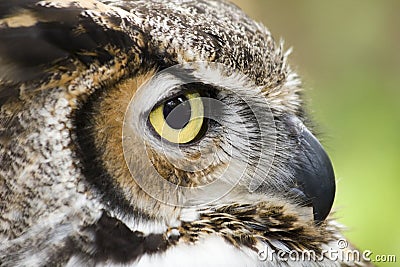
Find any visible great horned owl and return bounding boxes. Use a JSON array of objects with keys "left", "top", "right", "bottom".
[{"left": 0, "top": 0, "right": 370, "bottom": 266}]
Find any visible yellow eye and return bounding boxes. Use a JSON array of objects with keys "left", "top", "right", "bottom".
[{"left": 149, "top": 92, "right": 205, "bottom": 144}]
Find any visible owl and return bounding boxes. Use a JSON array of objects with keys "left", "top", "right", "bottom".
[{"left": 0, "top": 0, "right": 371, "bottom": 266}]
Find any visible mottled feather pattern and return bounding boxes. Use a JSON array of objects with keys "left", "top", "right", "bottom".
[
  {"left": 0, "top": 1, "right": 370, "bottom": 266},
  {"left": 179, "top": 202, "right": 336, "bottom": 252}
]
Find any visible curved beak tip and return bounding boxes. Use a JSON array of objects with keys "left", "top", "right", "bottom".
[{"left": 288, "top": 117, "right": 336, "bottom": 223}]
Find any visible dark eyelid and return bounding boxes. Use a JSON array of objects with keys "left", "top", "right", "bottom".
[{"left": 151, "top": 83, "right": 216, "bottom": 111}]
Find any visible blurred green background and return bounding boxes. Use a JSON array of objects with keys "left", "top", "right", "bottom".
[{"left": 232, "top": 0, "right": 400, "bottom": 265}]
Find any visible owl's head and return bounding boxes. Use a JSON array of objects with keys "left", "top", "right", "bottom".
[{"left": 0, "top": 0, "right": 337, "bottom": 265}]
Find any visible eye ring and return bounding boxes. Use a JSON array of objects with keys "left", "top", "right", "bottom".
[{"left": 149, "top": 92, "right": 205, "bottom": 144}]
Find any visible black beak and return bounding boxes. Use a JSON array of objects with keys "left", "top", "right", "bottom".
[{"left": 286, "top": 116, "right": 336, "bottom": 223}]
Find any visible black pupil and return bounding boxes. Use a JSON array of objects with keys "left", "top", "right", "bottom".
[{"left": 163, "top": 95, "right": 191, "bottom": 129}]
